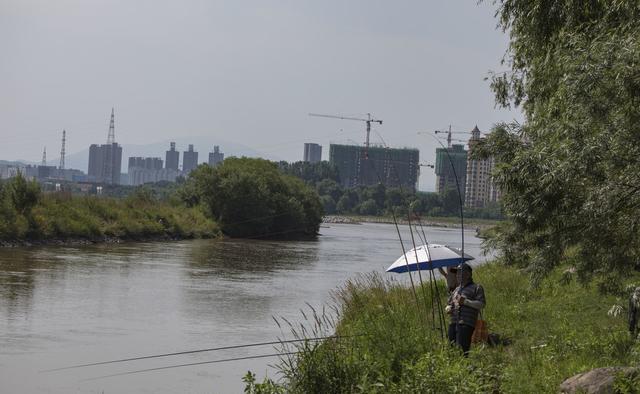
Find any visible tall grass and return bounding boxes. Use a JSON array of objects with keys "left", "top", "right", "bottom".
[
  {"left": 246, "top": 263, "right": 640, "bottom": 393},
  {"left": 1, "top": 192, "right": 220, "bottom": 241}
]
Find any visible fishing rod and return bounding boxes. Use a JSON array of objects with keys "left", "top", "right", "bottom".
[
  {"left": 42, "top": 334, "right": 359, "bottom": 373},
  {"left": 362, "top": 131, "right": 439, "bottom": 335},
  {"left": 82, "top": 351, "right": 300, "bottom": 381},
  {"left": 417, "top": 131, "right": 466, "bottom": 258}
]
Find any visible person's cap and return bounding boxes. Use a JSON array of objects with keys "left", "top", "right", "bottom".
[{"left": 457, "top": 262, "right": 473, "bottom": 272}]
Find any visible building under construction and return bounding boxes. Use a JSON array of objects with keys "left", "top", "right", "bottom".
[
  {"left": 329, "top": 144, "right": 419, "bottom": 190},
  {"left": 435, "top": 144, "right": 467, "bottom": 199}
]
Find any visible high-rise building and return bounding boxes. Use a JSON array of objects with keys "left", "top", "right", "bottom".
[
  {"left": 208, "top": 146, "right": 224, "bottom": 166},
  {"left": 464, "top": 126, "right": 500, "bottom": 208},
  {"left": 329, "top": 144, "right": 419, "bottom": 190},
  {"left": 87, "top": 142, "right": 122, "bottom": 184},
  {"left": 165, "top": 142, "right": 179, "bottom": 170},
  {"left": 435, "top": 144, "right": 467, "bottom": 199},
  {"left": 87, "top": 109, "right": 123, "bottom": 184},
  {"left": 303, "top": 143, "right": 322, "bottom": 163},
  {"left": 182, "top": 144, "right": 198, "bottom": 173},
  {"left": 128, "top": 157, "right": 171, "bottom": 186}
]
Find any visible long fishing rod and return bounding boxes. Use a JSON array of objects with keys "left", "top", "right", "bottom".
[
  {"left": 82, "top": 351, "right": 299, "bottom": 381},
  {"left": 42, "top": 334, "right": 357, "bottom": 373},
  {"left": 418, "top": 131, "right": 466, "bottom": 258},
  {"left": 414, "top": 220, "right": 447, "bottom": 338},
  {"left": 362, "top": 132, "right": 435, "bottom": 334},
  {"left": 360, "top": 146, "right": 422, "bottom": 309}
]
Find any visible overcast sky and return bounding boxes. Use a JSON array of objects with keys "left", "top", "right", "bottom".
[{"left": 1, "top": 0, "right": 519, "bottom": 191}]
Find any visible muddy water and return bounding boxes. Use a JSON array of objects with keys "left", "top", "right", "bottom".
[{"left": 0, "top": 222, "right": 488, "bottom": 393}]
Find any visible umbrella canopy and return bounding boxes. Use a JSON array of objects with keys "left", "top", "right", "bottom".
[{"left": 386, "top": 244, "right": 474, "bottom": 273}]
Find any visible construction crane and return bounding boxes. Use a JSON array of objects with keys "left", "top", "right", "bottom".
[
  {"left": 308, "top": 113, "right": 383, "bottom": 154},
  {"left": 436, "top": 125, "right": 469, "bottom": 148}
]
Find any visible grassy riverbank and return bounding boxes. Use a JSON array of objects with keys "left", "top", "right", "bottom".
[
  {"left": 0, "top": 192, "right": 220, "bottom": 244},
  {"left": 246, "top": 263, "right": 640, "bottom": 393}
]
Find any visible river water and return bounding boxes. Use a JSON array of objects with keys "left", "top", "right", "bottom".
[{"left": 0, "top": 222, "right": 488, "bottom": 393}]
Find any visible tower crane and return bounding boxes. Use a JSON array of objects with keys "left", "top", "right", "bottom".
[
  {"left": 434, "top": 125, "right": 467, "bottom": 148},
  {"left": 308, "top": 113, "right": 383, "bottom": 155}
]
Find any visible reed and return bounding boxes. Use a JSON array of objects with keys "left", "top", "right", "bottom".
[{"left": 246, "top": 263, "right": 640, "bottom": 393}]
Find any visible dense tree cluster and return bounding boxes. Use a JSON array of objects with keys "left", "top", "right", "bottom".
[
  {"left": 181, "top": 158, "right": 323, "bottom": 238},
  {"left": 479, "top": 1, "right": 640, "bottom": 285},
  {"left": 280, "top": 161, "right": 503, "bottom": 219}
]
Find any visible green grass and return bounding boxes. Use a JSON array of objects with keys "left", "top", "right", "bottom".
[
  {"left": 246, "top": 263, "right": 640, "bottom": 393},
  {"left": 1, "top": 192, "right": 220, "bottom": 241}
]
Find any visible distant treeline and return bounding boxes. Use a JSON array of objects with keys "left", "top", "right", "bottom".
[
  {"left": 278, "top": 160, "right": 504, "bottom": 220},
  {"left": 0, "top": 158, "right": 324, "bottom": 242}
]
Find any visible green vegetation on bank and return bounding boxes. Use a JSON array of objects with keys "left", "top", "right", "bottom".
[
  {"left": 0, "top": 173, "right": 218, "bottom": 241},
  {"left": 478, "top": 1, "right": 640, "bottom": 283},
  {"left": 245, "top": 262, "right": 640, "bottom": 393},
  {"left": 178, "top": 158, "right": 323, "bottom": 238},
  {"left": 279, "top": 160, "right": 504, "bottom": 220}
]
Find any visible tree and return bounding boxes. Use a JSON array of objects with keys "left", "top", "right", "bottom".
[
  {"left": 358, "top": 199, "right": 378, "bottom": 216},
  {"left": 480, "top": 1, "right": 640, "bottom": 285},
  {"left": 183, "top": 158, "right": 322, "bottom": 238},
  {"left": 6, "top": 173, "right": 40, "bottom": 215}
]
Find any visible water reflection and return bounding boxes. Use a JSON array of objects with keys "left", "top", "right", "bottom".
[{"left": 186, "top": 238, "right": 319, "bottom": 278}]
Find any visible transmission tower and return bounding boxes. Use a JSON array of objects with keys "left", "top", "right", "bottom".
[
  {"left": 41, "top": 146, "right": 47, "bottom": 166},
  {"left": 107, "top": 107, "right": 115, "bottom": 144},
  {"left": 59, "top": 129, "right": 66, "bottom": 170}
]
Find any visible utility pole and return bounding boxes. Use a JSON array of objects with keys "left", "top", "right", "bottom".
[
  {"left": 107, "top": 108, "right": 115, "bottom": 144},
  {"left": 59, "top": 129, "right": 66, "bottom": 170}
]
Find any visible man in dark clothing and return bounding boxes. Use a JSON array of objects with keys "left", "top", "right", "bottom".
[{"left": 446, "top": 262, "right": 485, "bottom": 355}]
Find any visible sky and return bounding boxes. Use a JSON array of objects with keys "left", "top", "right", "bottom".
[{"left": 1, "top": 0, "right": 520, "bottom": 191}]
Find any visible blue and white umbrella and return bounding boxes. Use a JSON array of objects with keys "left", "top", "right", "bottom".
[{"left": 386, "top": 244, "right": 474, "bottom": 273}]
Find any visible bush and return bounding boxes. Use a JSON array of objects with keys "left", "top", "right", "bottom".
[{"left": 182, "top": 158, "right": 323, "bottom": 238}]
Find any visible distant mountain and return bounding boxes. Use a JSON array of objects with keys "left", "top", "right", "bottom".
[
  {"left": 51, "top": 136, "right": 283, "bottom": 173},
  {"left": 0, "top": 160, "right": 35, "bottom": 167}
]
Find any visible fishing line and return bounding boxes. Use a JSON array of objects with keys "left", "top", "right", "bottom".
[
  {"left": 81, "top": 351, "right": 300, "bottom": 381},
  {"left": 42, "top": 334, "right": 357, "bottom": 373},
  {"left": 372, "top": 130, "right": 452, "bottom": 338},
  {"left": 357, "top": 135, "right": 430, "bottom": 331}
]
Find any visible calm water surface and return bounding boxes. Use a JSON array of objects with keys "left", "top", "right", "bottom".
[{"left": 0, "top": 223, "right": 489, "bottom": 393}]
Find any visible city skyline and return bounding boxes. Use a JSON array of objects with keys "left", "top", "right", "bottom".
[{"left": 2, "top": 1, "right": 521, "bottom": 191}]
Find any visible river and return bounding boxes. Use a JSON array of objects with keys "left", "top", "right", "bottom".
[{"left": 0, "top": 222, "right": 489, "bottom": 393}]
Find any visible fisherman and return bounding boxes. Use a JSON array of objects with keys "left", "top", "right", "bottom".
[
  {"left": 438, "top": 265, "right": 459, "bottom": 293},
  {"left": 446, "top": 262, "right": 485, "bottom": 356}
]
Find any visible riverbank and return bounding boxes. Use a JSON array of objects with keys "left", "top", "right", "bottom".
[
  {"left": 0, "top": 193, "right": 220, "bottom": 247},
  {"left": 247, "top": 262, "right": 640, "bottom": 393},
  {"left": 323, "top": 214, "right": 501, "bottom": 229}
]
